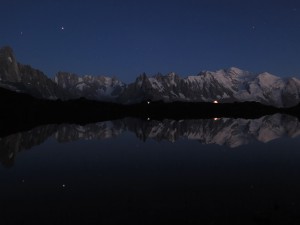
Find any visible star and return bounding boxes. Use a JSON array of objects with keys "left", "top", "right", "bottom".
[{"left": 61, "top": 26, "right": 65, "bottom": 31}]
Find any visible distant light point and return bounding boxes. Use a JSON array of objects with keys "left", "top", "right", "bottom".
[
  {"left": 213, "top": 100, "right": 219, "bottom": 104},
  {"left": 61, "top": 26, "right": 65, "bottom": 31}
]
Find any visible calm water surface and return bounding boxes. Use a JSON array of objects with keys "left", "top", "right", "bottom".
[{"left": 1, "top": 114, "right": 300, "bottom": 224}]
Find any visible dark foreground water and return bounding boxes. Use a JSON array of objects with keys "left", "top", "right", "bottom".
[{"left": 1, "top": 114, "right": 300, "bottom": 224}]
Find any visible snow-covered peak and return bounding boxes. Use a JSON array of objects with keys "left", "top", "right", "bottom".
[
  {"left": 167, "top": 72, "right": 177, "bottom": 77},
  {"left": 216, "top": 67, "right": 253, "bottom": 79},
  {"left": 257, "top": 72, "right": 280, "bottom": 80},
  {"left": 197, "top": 67, "right": 253, "bottom": 80},
  {"left": 256, "top": 72, "right": 283, "bottom": 88},
  {"left": 121, "top": 67, "right": 300, "bottom": 107},
  {"left": 290, "top": 77, "right": 300, "bottom": 84},
  {"left": 53, "top": 72, "right": 125, "bottom": 100},
  {"left": 227, "top": 66, "right": 244, "bottom": 74}
]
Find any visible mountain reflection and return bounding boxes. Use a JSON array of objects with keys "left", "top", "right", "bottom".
[{"left": 0, "top": 114, "right": 299, "bottom": 167}]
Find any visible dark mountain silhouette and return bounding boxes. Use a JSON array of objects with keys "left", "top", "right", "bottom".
[{"left": 1, "top": 46, "right": 300, "bottom": 107}]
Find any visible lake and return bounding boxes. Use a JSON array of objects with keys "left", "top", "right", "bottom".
[{"left": 1, "top": 114, "right": 300, "bottom": 224}]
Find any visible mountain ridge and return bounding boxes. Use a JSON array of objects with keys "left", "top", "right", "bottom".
[{"left": 1, "top": 46, "right": 300, "bottom": 107}]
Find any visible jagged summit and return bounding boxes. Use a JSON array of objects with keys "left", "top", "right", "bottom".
[
  {"left": 0, "top": 46, "right": 300, "bottom": 107},
  {"left": 0, "top": 46, "right": 14, "bottom": 58},
  {"left": 0, "top": 46, "right": 20, "bottom": 82},
  {"left": 54, "top": 71, "right": 125, "bottom": 100},
  {"left": 123, "top": 69, "right": 300, "bottom": 107},
  {"left": 0, "top": 46, "right": 71, "bottom": 99}
]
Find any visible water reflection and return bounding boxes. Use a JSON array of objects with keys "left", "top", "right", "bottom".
[
  {"left": 0, "top": 114, "right": 299, "bottom": 167},
  {"left": 1, "top": 114, "right": 300, "bottom": 224}
]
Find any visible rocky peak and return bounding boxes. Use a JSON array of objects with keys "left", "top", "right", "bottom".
[
  {"left": 54, "top": 71, "right": 126, "bottom": 100},
  {"left": 137, "top": 72, "right": 148, "bottom": 80},
  {"left": 0, "top": 46, "right": 20, "bottom": 82},
  {"left": 0, "top": 46, "right": 14, "bottom": 60}
]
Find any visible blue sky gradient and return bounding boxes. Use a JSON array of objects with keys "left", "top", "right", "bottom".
[{"left": 1, "top": 0, "right": 300, "bottom": 82}]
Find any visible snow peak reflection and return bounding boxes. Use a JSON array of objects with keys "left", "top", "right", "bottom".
[{"left": 0, "top": 114, "right": 300, "bottom": 167}]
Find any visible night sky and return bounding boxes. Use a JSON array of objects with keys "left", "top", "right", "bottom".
[{"left": 1, "top": 0, "right": 300, "bottom": 83}]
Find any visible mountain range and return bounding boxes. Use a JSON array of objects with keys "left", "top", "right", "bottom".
[{"left": 1, "top": 46, "right": 300, "bottom": 107}]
